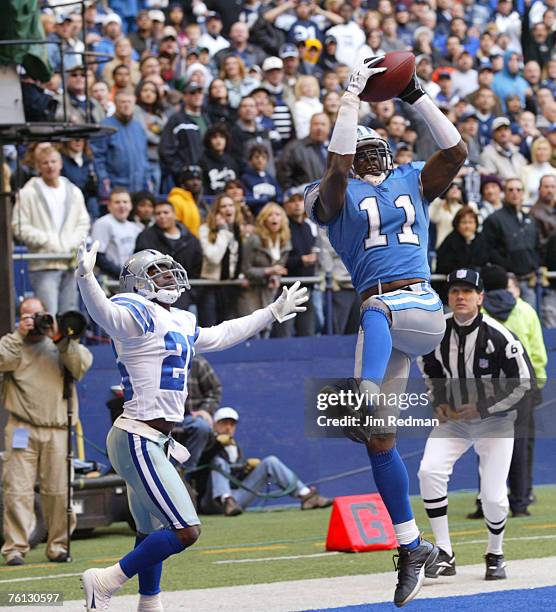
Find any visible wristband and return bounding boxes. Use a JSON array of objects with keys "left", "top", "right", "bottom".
[{"left": 328, "top": 92, "right": 359, "bottom": 156}]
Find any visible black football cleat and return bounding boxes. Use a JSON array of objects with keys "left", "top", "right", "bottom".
[
  {"left": 466, "top": 499, "right": 484, "bottom": 519},
  {"left": 393, "top": 538, "right": 439, "bottom": 607},
  {"left": 485, "top": 553, "right": 507, "bottom": 580},
  {"left": 319, "top": 378, "right": 373, "bottom": 444},
  {"left": 425, "top": 548, "right": 456, "bottom": 578}
]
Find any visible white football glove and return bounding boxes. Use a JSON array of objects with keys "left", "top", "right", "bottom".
[
  {"left": 77, "top": 239, "right": 99, "bottom": 277},
  {"left": 346, "top": 55, "right": 387, "bottom": 98},
  {"left": 269, "top": 281, "right": 309, "bottom": 323}
]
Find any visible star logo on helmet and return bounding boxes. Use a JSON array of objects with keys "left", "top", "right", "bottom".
[{"left": 120, "top": 264, "right": 132, "bottom": 280}]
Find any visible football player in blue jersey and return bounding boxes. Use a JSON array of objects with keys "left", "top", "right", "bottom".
[{"left": 305, "top": 56, "right": 467, "bottom": 607}]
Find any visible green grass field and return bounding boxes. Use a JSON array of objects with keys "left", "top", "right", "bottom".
[{"left": 1, "top": 487, "right": 555, "bottom": 602}]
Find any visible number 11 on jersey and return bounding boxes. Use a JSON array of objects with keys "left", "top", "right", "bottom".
[{"left": 360, "top": 194, "right": 420, "bottom": 249}]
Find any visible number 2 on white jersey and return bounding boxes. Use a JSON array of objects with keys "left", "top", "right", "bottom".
[{"left": 359, "top": 194, "right": 419, "bottom": 249}]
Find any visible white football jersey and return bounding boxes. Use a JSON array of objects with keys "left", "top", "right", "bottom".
[{"left": 110, "top": 293, "right": 198, "bottom": 422}]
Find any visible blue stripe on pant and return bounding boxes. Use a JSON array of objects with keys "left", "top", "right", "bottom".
[{"left": 107, "top": 426, "right": 199, "bottom": 533}]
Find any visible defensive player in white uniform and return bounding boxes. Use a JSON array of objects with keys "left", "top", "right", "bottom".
[{"left": 76, "top": 242, "right": 308, "bottom": 612}]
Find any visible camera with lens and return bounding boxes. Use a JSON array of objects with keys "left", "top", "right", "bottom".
[
  {"left": 31, "top": 310, "right": 87, "bottom": 339},
  {"left": 32, "top": 312, "right": 55, "bottom": 335}
]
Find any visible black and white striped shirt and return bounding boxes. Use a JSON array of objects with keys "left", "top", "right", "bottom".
[{"left": 419, "top": 312, "right": 534, "bottom": 418}]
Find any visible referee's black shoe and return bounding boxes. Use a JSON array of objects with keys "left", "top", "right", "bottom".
[
  {"left": 425, "top": 548, "right": 456, "bottom": 578},
  {"left": 485, "top": 553, "right": 507, "bottom": 580},
  {"left": 393, "top": 538, "right": 439, "bottom": 607},
  {"left": 466, "top": 499, "right": 484, "bottom": 519}
]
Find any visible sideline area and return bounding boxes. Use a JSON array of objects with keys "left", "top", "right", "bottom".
[{"left": 0, "top": 488, "right": 554, "bottom": 611}]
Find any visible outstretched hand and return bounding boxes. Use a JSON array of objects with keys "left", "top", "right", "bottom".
[
  {"left": 77, "top": 239, "right": 99, "bottom": 277},
  {"left": 269, "top": 280, "right": 309, "bottom": 323},
  {"left": 346, "top": 56, "right": 387, "bottom": 98}
]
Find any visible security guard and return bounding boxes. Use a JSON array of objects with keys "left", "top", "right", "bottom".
[{"left": 417, "top": 269, "right": 533, "bottom": 581}]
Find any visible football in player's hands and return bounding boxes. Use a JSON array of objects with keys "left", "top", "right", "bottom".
[{"left": 359, "top": 51, "right": 416, "bottom": 103}]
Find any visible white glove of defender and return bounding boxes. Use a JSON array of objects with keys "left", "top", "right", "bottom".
[
  {"left": 269, "top": 281, "right": 309, "bottom": 323},
  {"left": 346, "top": 56, "right": 387, "bottom": 97},
  {"left": 77, "top": 239, "right": 99, "bottom": 277}
]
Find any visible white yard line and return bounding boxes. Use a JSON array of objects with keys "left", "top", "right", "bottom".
[
  {"left": 213, "top": 551, "right": 341, "bottom": 564},
  {"left": 0, "top": 571, "right": 83, "bottom": 584},
  {"left": 215, "top": 534, "right": 556, "bottom": 564},
  {"left": 2, "top": 555, "right": 553, "bottom": 612}
]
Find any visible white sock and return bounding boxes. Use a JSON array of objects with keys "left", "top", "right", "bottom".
[
  {"left": 429, "top": 516, "right": 452, "bottom": 556},
  {"left": 100, "top": 563, "right": 129, "bottom": 591},
  {"left": 297, "top": 486, "right": 311, "bottom": 497},
  {"left": 138, "top": 593, "right": 163, "bottom": 611},
  {"left": 486, "top": 529, "right": 505, "bottom": 555},
  {"left": 394, "top": 518, "right": 419, "bottom": 546}
]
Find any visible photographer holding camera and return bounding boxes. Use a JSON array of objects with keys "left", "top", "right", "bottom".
[{"left": 0, "top": 298, "right": 92, "bottom": 566}]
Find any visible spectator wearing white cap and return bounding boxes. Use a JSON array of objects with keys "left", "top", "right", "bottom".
[
  {"left": 480, "top": 117, "right": 528, "bottom": 180},
  {"left": 93, "top": 13, "right": 124, "bottom": 63},
  {"left": 199, "top": 12, "right": 230, "bottom": 58},
  {"left": 261, "top": 54, "right": 295, "bottom": 143},
  {"left": 147, "top": 9, "right": 165, "bottom": 44},
  {"left": 197, "top": 407, "right": 333, "bottom": 516}
]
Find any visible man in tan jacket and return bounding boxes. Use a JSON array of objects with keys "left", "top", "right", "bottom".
[
  {"left": 0, "top": 298, "right": 93, "bottom": 565},
  {"left": 12, "top": 146, "right": 90, "bottom": 315}
]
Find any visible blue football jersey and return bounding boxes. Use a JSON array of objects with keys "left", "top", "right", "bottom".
[{"left": 305, "top": 162, "right": 431, "bottom": 294}]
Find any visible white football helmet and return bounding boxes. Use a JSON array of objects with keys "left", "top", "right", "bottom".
[
  {"left": 119, "top": 250, "right": 190, "bottom": 305},
  {"left": 353, "top": 125, "right": 394, "bottom": 185}
]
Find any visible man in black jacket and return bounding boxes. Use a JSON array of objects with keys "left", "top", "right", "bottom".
[
  {"left": 199, "top": 124, "right": 239, "bottom": 195},
  {"left": 229, "top": 96, "right": 275, "bottom": 174},
  {"left": 274, "top": 188, "right": 316, "bottom": 337},
  {"left": 158, "top": 82, "right": 210, "bottom": 188},
  {"left": 522, "top": 0, "right": 556, "bottom": 69},
  {"left": 481, "top": 178, "right": 540, "bottom": 307},
  {"left": 277, "top": 113, "right": 331, "bottom": 189},
  {"left": 135, "top": 201, "right": 202, "bottom": 310}
]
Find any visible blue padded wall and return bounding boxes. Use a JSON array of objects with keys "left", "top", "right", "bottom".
[{"left": 77, "top": 333, "right": 556, "bottom": 504}]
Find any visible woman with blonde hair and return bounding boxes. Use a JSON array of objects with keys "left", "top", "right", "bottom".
[
  {"left": 237, "top": 203, "right": 291, "bottom": 325},
  {"left": 521, "top": 137, "right": 556, "bottom": 207},
  {"left": 293, "top": 75, "right": 323, "bottom": 139},
  {"left": 198, "top": 193, "right": 245, "bottom": 325},
  {"left": 219, "top": 55, "right": 258, "bottom": 109}
]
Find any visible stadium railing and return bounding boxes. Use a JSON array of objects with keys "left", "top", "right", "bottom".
[{"left": 12, "top": 250, "right": 555, "bottom": 326}]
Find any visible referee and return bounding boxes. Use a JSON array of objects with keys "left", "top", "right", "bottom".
[{"left": 417, "top": 269, "right": 533, "bottom": 581}]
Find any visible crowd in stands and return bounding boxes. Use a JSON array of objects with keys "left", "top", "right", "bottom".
[{"left": 6, "top": 0, "right": 556, "bottom": 333}]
